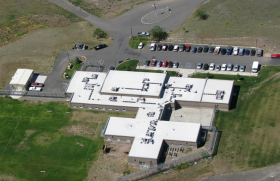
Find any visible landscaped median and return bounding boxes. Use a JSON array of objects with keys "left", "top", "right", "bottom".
[
  {"left": 116, "top": 59, "right": 177, "bottom": 76},
  {"left": 128, "top": 36, "right": 149, "bottom": 49},
  {"left": 63, "top": 57, "right": 84, "bottom": 79}
]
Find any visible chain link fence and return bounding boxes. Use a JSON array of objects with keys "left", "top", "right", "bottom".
[
  {"left": 113, "top": 126, "right": 218, "bottom": 181},
  {"left": 0, "top": 90, "right": 66, "bottom": 98},
  {"left": 79, "top": 61, "right": 104, "bottom": 72}
]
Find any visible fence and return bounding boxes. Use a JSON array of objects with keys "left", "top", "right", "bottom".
[
  {"left": 113, "top": 126, "right": 218, "bottom": 181},
  {"left": 0, "top": 90, "right": 66, "bottom": 98},
  {"left": 79, "top": 61, "right": 104, "bottom": 72},
  {"left": 209, "top": 105, "right": 218, "bottom": 127}
]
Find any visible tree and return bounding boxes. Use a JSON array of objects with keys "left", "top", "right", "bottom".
[
  {"left": 75, "top": 57, "right": 81, "bottom": 64},
  {"left": 194, "top": 9, "right": 209, "bottom": 20},
  {"left": 93, "top": 28, "right": 108, "bottom": 39},
  {"left": 149, "top": 25, "right": 168, "bottom": 41}
]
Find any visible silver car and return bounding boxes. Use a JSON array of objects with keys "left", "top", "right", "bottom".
[
  {"left": 197, "top": 62, "right": 203, "bottom": 69},
  {"left": 156, "top": 61, "right": 162, "bottom": 67},
  {"left": 240, "top": 65, "right": 246, "bottom": 72},
  {"left": 239, "top": 47, "right": 244, "bottom": 56},
  {"left": 216, "top": 64, "right": 221, "bottom": 71},
  {"left": 227, "top": 63, "right": 233, "bottom": 71},
  {"left": 234, "top": 64, "right": 239, "bottom": 71}
]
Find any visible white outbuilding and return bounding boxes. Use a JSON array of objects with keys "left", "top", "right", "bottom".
[{"left": 9, "top": 69, "right": 33, "bottom": 91}]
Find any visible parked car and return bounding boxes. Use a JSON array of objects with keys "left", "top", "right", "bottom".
[
  {"left": 221, "top": 48, "right": 227, "bottom": 55},
  {"left": 173, "top": 61, "right": 179, "bottom": 68},
  {"left": 271, "top": 54, "right": 280, "bottom": 59},
  {"left": 191, "top": 47, "right": 197, "bottom": 53},
  {"left": 168, "top": 45, "right": 174, "bottom": 51},
  {"left": 203, "top": 46, "right": 209, "bottom": 53},
  {"left": 157, "top": 44, "right": 162, "bottom": 51},
  {"left": 94, "top": 44, "right": 107, "bottom": 50},
  {"left": 173, "top": 45, "right": 179, "bottom": 52},
  {"left": 162, "top": 60, "right": 168, "bottom": 67},
  {"left": 185, "top": 45, "right": 191, "bottom": 52},
  {"left": 138, "top": 32, "right": 149, "bottom": 36},
  {"left": 226, "top": 46, "right": 233, "bottom": 55},
  {"left": 109, "top": 66, "right": 115, "bottom": 70},
  {"left": 167, "top": 61, "right": 173, "bottom": 68},
  {"left": 179, "top": 44, "right": 185, "bottom": 52},
  {"left": 198, "top": 47, "right": 203, "bottom": 53},
  {"left": 138, "top": 42, "right": 143, "bottom": 49},
  {"left": 197, "top": 62, "right": 203, "bottom": 69},
  {"left": 252, "top": 61, "right": 259, "bottom": 72},
  {"left": 221, "top": 64, "right": 227, "bottom": 71},
  {"left": 251, "top": 49, "right": 256, "bottom": 56},
  {"left": 151, "top": 59, "right": 157, "bottom": 66},
  {"left": 209, "top": 47, "right": 215, "bottom": 53},
  {"left": 227, "top": 63, "right": 233, "bottom": 71},
  {"left": 214, "top": 46, "right": 221, "bottom": 54},
  {"left": 257, "top": 49, "right": 263, "bottom": 57},
  {"left": 239, "top": 47, "right": 244, "bottom": 56},
  {"left": 209, "top": 63, "right": 215, "bottom": 70},
  {"left": 203, "top": 63, "right": 209, "bottom": 70},
  {"left": 144, "top": 60, "right": 150, "bottom": 66},
  {"left": 162, "top": 44, "right": 168, "bottom": 51},
  {"left": 240, "top": 65, "right": 246, "bottom": 72},
  {"left": 31, "top": 82, "right": 43, "bottom": 87},
  {"left": 29, "top": 87, "right": 42, "bottom": 91},
  {"left": 156, "top": 60, "right": 162, "bottom": 67},
  {"left": 233, "top": 47, "right": 239, "bottom": 55},
  {"left": 216, "top": 64, "right": 221, "bottom": 71},
  {"left": 150, "top": 43, "right": 156, "bottom": 51},
  {"left": 245, "top": 49, "right": 250, "bottom": 55},
  {"left": 234, "top": 64, "right": 239, "bottom": 71}
]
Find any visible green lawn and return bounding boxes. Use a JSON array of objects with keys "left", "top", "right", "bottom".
[
  {"left": 128, "top": 36, "right": 149, "bottom": 49},
  {"left": 192, "top": 66, "right": 280, "bottom": 170},
  {"left": 63, "top": 60, "right": 83, "bottom": 79},
  {"left": 0, "top": 98, "right": 135, "bottom": 180},
  {"left": 116, "top": 59, "right": 177, "bottom": 76}
]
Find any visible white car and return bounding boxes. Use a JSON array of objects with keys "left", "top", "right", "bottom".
[
  {"left": 173, "top": 45, "right": 179, "bottom": 52},
  {"left": 214, "top": 46, "right": 221, "bottom": 54},
  {"left": 138, "top": 42, "right": 143, "bottom": 49},
  {"left": 209, "top": 63, "right": 215, "bottom": 70},
  {"left": 150, "top": 43, "right": 156, "bottom": 51},
  {"left": 233, "top": 47, "right": 239, "bottom": 55},
  {"left": 221, "top": 64, "right": 227, "bottom": 71},
  {"left": 29, "top": 87, "right": 42, "bottom": 91}
]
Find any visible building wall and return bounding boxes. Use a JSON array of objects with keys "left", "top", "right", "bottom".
[
  {"left": 103, "top": 135, "right": 135, "bottom": 143},
  {"left": 164, "top": 140, "right": 198, "bottom": 148},
  {"left": 128, "top": 157, "right": 158, "bottom": 166},
  {"left": 176, "top": 100, "right": 201, "bottom": 108},
  {"left": 70, "top": 103, "right": 139, "bottom": 113},
  {"left": 176, "top": 100, "right": 229, "bottom": 111},
  {"left": 100, "top": 92, "right": 161, "bottom": 99}
]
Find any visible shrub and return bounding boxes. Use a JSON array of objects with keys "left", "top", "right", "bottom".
[
  {"left": 93, "top": 28, "right": 108, "bottom": 39},
  {"left": 194, "top": 8, "right": 209, "bottom": 20},
  {"left": 75, "top": 57, "right": 81, "bottom": 64},
  {"left": 16, "top": 30, "right": 28, "bottom": 36}
]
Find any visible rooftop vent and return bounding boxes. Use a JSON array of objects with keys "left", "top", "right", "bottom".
[
  {"left": 143, "top": 78, "right": 150, "bottom": 81},
  {"left": 109, "top": 97, "right": 117, "bottom": 102},
  {"left": 92, "top": 74, "right": 98, "bottom": 79},
  {"left": 111, "top": 87, "right": 119, "bottom": 92},
  {"left": 82, "top": 77, "right": 89, "bottom": 83},
  {"left": 216, "top": 90, "right": 225, "bottom": 100},
  {"left": 147, "top": 112, "right": 155, "bottom": 117}
]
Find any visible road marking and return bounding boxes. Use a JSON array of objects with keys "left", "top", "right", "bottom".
[{"left": 185, "top": 63, "right": 192, "bottom": 69}]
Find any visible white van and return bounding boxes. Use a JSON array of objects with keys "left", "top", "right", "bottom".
[{"left": 252, "top": 61, "right": 259, "bottom": 73}]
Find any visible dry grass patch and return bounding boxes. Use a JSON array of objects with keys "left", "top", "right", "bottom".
[{"left": 0, "top": 21, "right": 112, "bottom": 88}]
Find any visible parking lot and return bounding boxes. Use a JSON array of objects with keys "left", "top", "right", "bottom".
[{"left": 138, "top": 42, "right": 270, "bottom": 73}]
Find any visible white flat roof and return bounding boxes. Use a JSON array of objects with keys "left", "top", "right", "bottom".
[
  {"left": 9, "top": 69, "right": 33, "bottom": 85},
  {"left": 104, "top": 117, "right": 201, "bottom": 159},
  {"left": 201, "top": 79, "right": 234, "bottom": 104},
  {"left": 135, "top": 108, "right": 163, "bottom": 120},
  {"left": 100, "top": 71, "right": 166, "bottom": 97}
]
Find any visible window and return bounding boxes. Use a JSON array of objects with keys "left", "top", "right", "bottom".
[
  {"left": 95, "top": 107, "right": 98, "bottom": 110},
  {"left": 79, "top": 106, "right": 83, "bottom": 108},
  {"left": 122, "top": 109, "right": 126, "bottom": 111},
  {"left": 109, "top": 108, "right": 112, "bottom": 111},
  {"left": 88, "top": 107, "right": 91, "bottom": 109},
  {"left": 134, "top": 159, "right": 136, "bottom": 161},
  {"left": 116, "top": 109, "right": 119, "bottom": 111},
  {"left": 102, "top": 108, "right": 105, "bottom": 110},
  {"left": 117, "top": 139, "right": 120, "bottom": 141},
  {"left": 73, "top": 106, "right": 76, "bottom": 108}
]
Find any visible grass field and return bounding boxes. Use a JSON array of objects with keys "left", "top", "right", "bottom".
[
  {"left": 129, "top": 36, "right": 149, "bottom": 49},
  {"left": 63, "top": 59, "right": 83, "bottom": 80},
  {"left": 116, "top": 59, "right": 177, "bottom": 76},
  {"left": 168, "top": 0, "right": 280, "bottom": 54},
  {"left": 67, "top": 0, "right": 152, "bottom": 18},
  {"left": 0, "top": 97, "right": 135, "bottom": 180}
]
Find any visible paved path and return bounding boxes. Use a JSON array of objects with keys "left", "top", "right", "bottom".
[{"left": 200, "top": 163, "right": 280, "bottom": 181}]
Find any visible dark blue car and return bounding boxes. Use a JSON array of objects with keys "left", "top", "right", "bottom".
[
  {"left": 226, "top": 46, "right": 233, "bottom": 55},
  {"left": 245, "top": 49, "right": 250, "bottom": 55}
]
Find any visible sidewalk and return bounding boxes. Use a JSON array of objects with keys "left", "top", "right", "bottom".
[{"left": 137, "top": 66, "right": 258, "bottom": 77}]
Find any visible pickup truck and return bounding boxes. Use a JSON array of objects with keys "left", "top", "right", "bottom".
[
  {"left": 214, "top": 46, "right": 221, "bottom": 54},
  {"left": 31, "top": 82, "right": 43, "bottom": 87},
  {"left": 138, "top": 32, "right": 149, "bottom": 36},
  {"left": 271, "top": 54, "right": 280, "bottom": 59},
  {"left": 29, "top": 87, "right": 42, "bottom": 91}
]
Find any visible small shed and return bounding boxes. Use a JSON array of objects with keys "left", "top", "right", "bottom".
[{"left": 9, "top": 69, "right": 33, "bottom": 91}]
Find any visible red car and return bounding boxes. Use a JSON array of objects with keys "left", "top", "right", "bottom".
[
  {"left": 168, "top": 61, "right": 173, "bottom": 68},
  {"left": 271, "top": 54, "right": 280, "bottom": 59},
  {"left": 151, "top": 59, "right": 157, "bottom": 66},
  {"left": 31, "top": 82, "right": 43, "bottom": 87},
  {"left": 162, "top": 44, "right": 168, "bottom": 51},
  {"left": 162, "top": 60, "right": 168, "bottom": 67},
  {"left": 185, "top": 45, "right": 191, "bottom": 52}
]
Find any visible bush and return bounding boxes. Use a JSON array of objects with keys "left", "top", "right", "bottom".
[
  {"left": 75, "top": 57, "right": 81, "bottom": 64},
  {"left": 16, "top": 30, "right": 28, "bottom": 36},
  {"left": 93, "top": 28, "right": 108, "bottom": 39},
  {"left": 194, "top": 8, "right": 209, "bottom": 20}
]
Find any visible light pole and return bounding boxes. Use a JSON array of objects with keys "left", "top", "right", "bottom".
[
  {"left": 131, "top": 27, "right": 133, "bottom": 37},
  {"left": 271, "top": 176, "right": 274, "bottom": 181},
  {"left": 202, "top": 35, "right": 203, "bottom": 46},
  {"left": 67, "top": 51, "right": 70, "bottom": 64},
  {"left": 256, "top": 37, "right": 257, "bottom": 48}
]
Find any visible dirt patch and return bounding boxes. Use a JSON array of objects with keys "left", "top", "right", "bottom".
[
  {"left": 0, "top": 21, "right": 112, "bottom": 88},
  {"left": 76, "top": 142, "right": 84, "bottom": 147},
  {"left": 0, "top": 174, "right": 24, "bottom": 181},
  {"left": 17, "top": 130, "right": 37, "bottom": 151},
  {"left": 60, "top": 122, "right": 98, "bottom": 139},
  {"left": 33, "top": 132, "right": 61, "bottom": 146},
  {"left": 85, "top": 142, "right": 139, "bottom": 180}
]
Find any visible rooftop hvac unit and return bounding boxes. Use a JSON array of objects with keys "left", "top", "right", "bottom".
[
  {"left": 147, "top": 112, "right": 155, "bottom": 117},
  {"left": 150, "top": 120, "right": 157, "bottom": 125},
  {"left": 82, "top": 77, "right": 89, "bottom": 82},
  {"left": 92, "top": 74, "right": 98, "bottom": 79},
  {"left": 143, "top": 78, "right": 150, "bottom": 81},
  {"left": 216, "top": 90, "right": 225, "bottom": 100},
  {"left": 111, "top": 87, "right": 119, "bottom": 92},
  {"left": 109, "top": 97, "right": 117, "bottom": 101}
]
